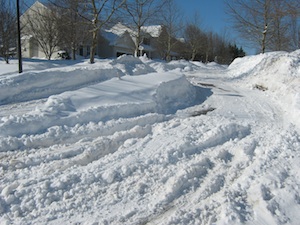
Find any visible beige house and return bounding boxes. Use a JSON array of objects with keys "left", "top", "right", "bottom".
[{"left": 21, "top": 1, "right": 165, "bottom": 59}]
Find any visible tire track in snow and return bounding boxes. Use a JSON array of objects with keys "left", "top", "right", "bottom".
[
  {"left": 146, "top": 129, "right": 257, "bottom": 225},
  {"left": 0, "top": 113, "right": 168, "bottom": 152},
  {"left": 0, "top": 113, "right": 168, "bottom": 172},
  {"left": 131, "top": 117, "right": 252, "bottom": 225},
  {"left": 1, "top": 63, "right": 300, "bottom": 224},
  {"left": 145, "top": 72, "right": 298, "bottom": 225}
]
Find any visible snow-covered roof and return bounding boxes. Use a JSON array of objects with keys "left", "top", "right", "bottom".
[
  {"left": 102, "top": 23, "right": 134, "bottom": 46},
  {"left": 103, "top": 23, "right": 163, "bottom": 43},
  {"left": 105, "top": 22, "right": 133, "bottom": 37},
  {"left": 141, "top": 25, "right": 163, "bottom": 38},
  {"left": 139, "top": 44, "right": 155, "bottom": 51}
]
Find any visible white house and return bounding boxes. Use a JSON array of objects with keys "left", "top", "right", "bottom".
[
  {"left": 98, "top": 23, "right": 164, "bottom": 59},
  {"left": 21, "top": 1, "right": 166, "bottom": 60},
  {"left": 21, "top": 1, "right": 54, "bottom": 59},
  {"left": 98, "top": 23, "right": 136, "bottom": 58}
]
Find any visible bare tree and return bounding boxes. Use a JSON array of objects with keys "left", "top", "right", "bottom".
[
  {"left": 184, "top": 24, "right": 207, "bottom": 61},
  {"left": 22, "top": 2, "right": 62, "bottom": 60},
  {"left": 226, "top": 0, "right": 300, "bottom": 53},
  {"left": 226, "top": 0, "right": 273, "bottom": 53},
  {"left": 40, "top": 0, "right": 124, "bottom": 62},
  {"left": 270, "top": 0, "right": 293, "bottom": 51},
  {"left": 0, "top": 0, "right": 16, "bottom": 63},
  {"left": 181, "top": 21, "right": 245, "bottom": 64},
  {"left": 286, "top": 0, "right": 300, "bottom": 49},
  {"left": 84, "top": 0, "right": 125, "bottom": 63},
  {"left": 157, "top": 0, "right": 183, "bottom": 61},
  {"left": 122, "top": 0, "right": 166, "bottom": 57},
  {"left": 51, "top": 0, "right": 91, "bottom": 60}
]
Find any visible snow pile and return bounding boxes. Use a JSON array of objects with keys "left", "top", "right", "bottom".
[
  {"left": 0, "top": 53, "right": 300, "bottom": 225},
  {"left": 0, "top": 62, "right": 119, "bottom": 104},
  {"left": 110, "top": 55, "right": 156, "bottom": 75},
  {"left": 228, "top": 50, "right": 300, "bottom": 128},
  {"left": 0, "top": 56, "right": 206, "bottom": 149}
]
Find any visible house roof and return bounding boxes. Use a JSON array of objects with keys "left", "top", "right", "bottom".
[
  {"left": 105, "top": 23, "right": 133, "bottom": 36},
  {"left": 102, "top": 23, "right": 133, "bottom": 46},
  {"left": 105, "top": 23, "right": 163, "bottom": 38},
  {"left": 141, "top": 25, "right": 162, "bottom": 38},
  {"left": 102, "top": 23, "right": 163, "bottom": 47}
]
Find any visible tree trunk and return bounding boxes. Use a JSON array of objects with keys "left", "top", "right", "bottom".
[
  {"left": 166, "top": 35, "right": 171, "bottom": 62},
  {"left": 72, "top": 49, "right": 76, "bottom": 60},
  {"left": 5, "top": 55, "right": 9, "bottom": 64},
  {"left": 134, "top": 36, "right": 139, "bottom": 57},
  {"left": 191, "top": 49, "right": 196, "bottom": 61},
  {"left": 72, "top": 42, "right": 76, "bottom": 60},
  {"left": 261, "top": 24, "right": 267, "bottom": 53},
  {"left": 90, "top": 30, "right": 98, "bottom": 64}
]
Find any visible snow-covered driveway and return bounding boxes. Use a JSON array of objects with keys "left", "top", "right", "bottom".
[{"left": 1, "top": 53, "right": 300, "bottom": 225}]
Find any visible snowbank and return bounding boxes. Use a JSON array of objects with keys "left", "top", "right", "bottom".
[
  {"left": 228, "top": 50, "right": 300, "bottom": 128},
  {"left": 0, "top": 63, "right": 118, "bottom": 104},
  {"left": 0, "top": 56, "right": 209, "bottom": 149},
  {"left": 1, "top": 53, "right": 300, "bottom": 225}
]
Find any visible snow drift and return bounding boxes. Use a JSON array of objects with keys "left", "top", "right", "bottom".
[
  {"left": 229, "top": 50, "right": 300, "bottom": 128},
  {"left": 0, "top": 52, "right": 300, "bottom": 225}
]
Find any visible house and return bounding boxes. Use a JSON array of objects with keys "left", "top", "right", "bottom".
[
  {"left": 98, "top": 23, "right": 136, "bottom": 58},
  {"left": 98, "top": 23, "right": 163, "bottom": 59},
  {"left": 20, "top": 1, "right": 52, "bottom": 59},
  {"left": 21, "top": 1, "right": 89, "bottom": 59},
  {"left": 140, "top": 25, "right": 163, "bottom": 58},
  {"left": 20, "top": 1, "right": 172, "bottom": 60}
]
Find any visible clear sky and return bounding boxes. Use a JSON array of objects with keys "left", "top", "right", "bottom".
[{"left": 175, "top": 0, "right": 229, "bottom": 34}]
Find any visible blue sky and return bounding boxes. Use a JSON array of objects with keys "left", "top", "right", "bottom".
[{"left": 175, "top": 0, "right": 228, "bottom": 34}]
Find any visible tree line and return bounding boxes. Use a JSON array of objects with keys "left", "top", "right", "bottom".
[{"left": 3, "top": 0, "right": 299, "bottom": 65}]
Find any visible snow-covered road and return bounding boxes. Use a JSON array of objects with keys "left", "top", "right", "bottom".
[{"left": 1, "top": 53, "right": 300, "bottom": 225}]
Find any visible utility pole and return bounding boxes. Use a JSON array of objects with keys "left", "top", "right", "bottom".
[{"left": 16, "top": 0, "right": 23, "bottom": 73}]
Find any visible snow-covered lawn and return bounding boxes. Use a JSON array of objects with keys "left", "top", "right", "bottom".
[{"left": 0, "top": 52, "right": 299, "bottom": 225}]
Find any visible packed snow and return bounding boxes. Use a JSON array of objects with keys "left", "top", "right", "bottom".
[{"left": 0, "top": 52, "right": 300, "bottom": 225}]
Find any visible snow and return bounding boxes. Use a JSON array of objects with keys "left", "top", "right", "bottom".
[
  {"left": 141, "top": 25, "right": 162, "bottom": 38},
  {"left": 0, "top": 51, "right": 300, "bottom": 225}
]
